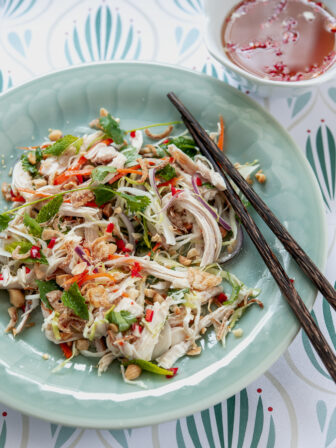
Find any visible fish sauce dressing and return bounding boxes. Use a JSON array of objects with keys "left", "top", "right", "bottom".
[{"left": 222, "top": 0, "right": 336, "bottom": 81}]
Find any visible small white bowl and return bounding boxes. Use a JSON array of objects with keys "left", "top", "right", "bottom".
[{"left": 204, "top": 0, "right": 336, "bottom": 97}]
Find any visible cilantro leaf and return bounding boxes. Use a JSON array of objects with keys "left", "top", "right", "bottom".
[
  {"left": 36, "top": 195, "right": 63, "bottom": 223},
  {"left": 0, "top": 214, "right": 13, "bottom": 232},
  {"left": 106, "top": 310, "right": 136, "bottom": 332},
  {"left": 21, "top": 147, "right": 43, "bottom": 177},
  {"left": 123, "top": 359, "right": 174, "bottom": 376},
  {"left": 90, "top": 184, "right": 115, "bottom": 206},
  {"left": 61, "top": 282, "right": 89, "bottom": 320},
  {"left": 5, "top": 240, "right": 48, "bottom": 265},
  {"left": 43, "top": 135, "right": 79, "bottom": 157},
  {"left": 23, "top": 213, "right": 42, "bottom": 237},
  {"left": 160, "top": 137, "right": 197, "bottom": 159},
  {"left": 91, "top": 166, "right": 117, "bottom": 183},
  {"left": 157, "top": 164, "right": 177, "bottom": 181},
  {"left": 115, "top": 192, "right": 150, "bottom": 213},
  {"left": 36, "top": 279, "right": 61, "bottom": 310},
  {"left": 99, "top": 113, "right": 125, "bottom": 145}
]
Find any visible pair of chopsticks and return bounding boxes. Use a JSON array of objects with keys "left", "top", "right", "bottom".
[{"left": 167, "top": 92, "right": 336, "bottom": 382}]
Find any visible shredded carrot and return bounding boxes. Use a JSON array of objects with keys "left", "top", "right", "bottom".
[
  {"left": 116, "top": 168, "right": 142, "bottom": 176},
  {"left": 121, "top": 292, "right": 129, "bottom": 298},
  {"left": 108, "top": 173, "right": 124, "bottom": 184},
  {"left": 63, "top": 271, "right": 88, "bottom": 287},
  {"left": 77, "top": 272, "right": 116, "bottom": 286},
  {"left": 54, "top": 169, "right": 93, "bottom": 185},
  {"left": 89, "top": 138, "right": 113, "bottom": 151},
  {"left": 17, "top": 188, "right": 51, "bottom": 197},
  {"left": 108, "top": 254, "right": 123, "bottom": 260},
  {"left": 157, "top": 177, "right": 179, "bottom": 188},
  {"left": 60, "top": 342, "right": 73, "bottom": 359},
  {"left": 218, "top": 115, "right": 225, "bottom": 151},
  {"left": 147, "top": 242, "right": 161, "bottom": 256}
]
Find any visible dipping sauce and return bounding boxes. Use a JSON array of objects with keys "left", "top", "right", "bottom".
[{"left": 222, "top": 0, "right": 336, "bottom": 81}]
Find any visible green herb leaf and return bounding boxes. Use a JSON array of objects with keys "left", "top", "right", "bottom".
[
  {"left": 5, "top": 240, "right": 48, "bottom": 265},
  {"left": 73, "top": 138, "right": 83, "bottom": 153},
  {"left": 157, "top": 164, "right": 177, "bottom": 181},
  {"left": 91, "top": 166, "right": 117, "bottom": 183},
  {"left": 142, "top": 217, "right": 151, "bottom": 249},
  {"left": 23, "top": 213, "right": 42, "bottom": 237},
  {"left": 105, "top": 310, "right": 136, "bottom": 332},
  {"left": 120, "top": 146, "right": 139, "bottom": 167},
  {"left": 43, "top": 135, "right": 79, "bottom": 157},
  {"left": 90, "top": 184, "right": 115, "bottom": 206},
  {"left": 36, "top": 279, "right": 61, "bottom": 310},
  {"left": 61, "top": 282, "right": 89, "bottom": 320},
  {"left": 0, "top": 214, "right": 13, "bottom": 232},
  {"left": 21, "top": 147, "right": 43, "bottom": 177},
  {"left": 36, "top": 195, "right": 63, "bottom": 223},
  {"left": 99, "top": 114, "right": 125, "bottom": 145},
  {"left": 161, "top": 137, "right": 197, "bottom": 159},
  {"left": 124, "top": 359, "right": 174, "bottom": 376},
  {"left": 115, "top": 192, "right": 150, "bottom": 213}
]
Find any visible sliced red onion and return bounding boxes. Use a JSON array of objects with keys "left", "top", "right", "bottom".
[
  {"left": 119, "top": 213, "right": 135, "bottom": 248},
  {"left": 191, "top": 174, "right": 231, "bottom": 231},
  {"left": 75, "top": 246, "right": 91, "bottom": 265},
  {"left": 148, "top": 167, "right": 160, "bottom": 203},
  {"left": 219, "top": 225, "right": 244, "bottom": 263}
]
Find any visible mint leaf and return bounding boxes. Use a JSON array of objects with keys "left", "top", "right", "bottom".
[
  {"left": 123, "top": 359, "right": 174, "bottom": 376},
  {"left": 0, "top": 214, "right": 13, "bottom": 232},
  {"left": 157, "top": 165, "right": 177, "bottom": 181},
  {"left": 21, "top": 147, "right": 43, "bottom": 177},
  {"left": 91, "top": 166, "right": 117, "bottom": 183},
  {"left": 162, "top": 137, "right": 197, "bottom": 159},
  {"left": 106, "top": 310, "right": 136, "bottom": 332},
  {"left": 61, "top": 282, "right": 89, "bottom": 320},
  {"left": 90, "top": 184, "right": 115, "bottom": 206},
  {"left": 99, "top": 114, "right": 125, "bottom": 145},
  {"left": 36, "top": 195, "right": 63, "bottom": 223},
  {"left": 23, "top": 213, "right": 42, "bottom": 237},
  {"left": 5, "top": 240, "right": 48, "bottom": 265},
  {"left": 36, "top": 279, "right": 61, "bottom": 310},
  {"left": 115, "top": 192, "right": 150, "bottom": 213},
  {"left": 43, "top": 135, "right": 78, "bottom": 157}
]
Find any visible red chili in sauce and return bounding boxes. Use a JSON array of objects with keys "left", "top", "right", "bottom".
[{"left": 222, "top": 0, "right": 336, "bottom": 81}]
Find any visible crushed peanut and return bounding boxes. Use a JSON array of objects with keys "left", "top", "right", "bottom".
[
  {"left": 232, "top": 328, "right": 244, "bottom": 338},
  {"left": 255, "top": 170, "right": 266, "bottom": 183},
  {"left": 124, "top": 364, "right": 142, "bottom": 380},
  {"left": 48, "top": 129, "right": 62, "bottom": 141},
  {"left": 179, "top": 255, "right": 192, "bottom": 266},
  {"left": 100, "top": 107, "right": 108, "bottom": 117}
]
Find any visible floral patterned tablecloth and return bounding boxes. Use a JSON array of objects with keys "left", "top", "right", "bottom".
[{"left": 0, "top": 1, "right": 335, "bottom": 447}]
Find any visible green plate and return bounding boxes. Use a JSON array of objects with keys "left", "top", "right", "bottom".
[{"left": 0, "top": 62, "right": 326, "bottom": 429}]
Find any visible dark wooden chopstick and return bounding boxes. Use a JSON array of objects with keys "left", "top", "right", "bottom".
[
  {"left": 167, "top": 93, "right": 336, "bottom": 382},
  {"left": 168, "top": 92, "right": 336, "bottom": 312}
]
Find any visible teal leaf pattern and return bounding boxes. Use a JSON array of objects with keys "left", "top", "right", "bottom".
[
  {"left": 266, "top": 415, "right": 276, "bottom": 448},
  {"left": 200, "top": 409, "right": 216, "bottom": 448},
  {"left": 305, "top": 126, "right": 336, "bottom": 212},
  {"left": 175, "top": 26, "right": 200, "bottom": 56},
  {"left": 0, "top": 70, "right": 13, "bottom": 93},
  {"left": 250, "top": 396, "right": 264, "bottom": 448},
  {"left": 328, "top": 87, "right": 336, "bottom": 103},
  {"left": 8, "top": 30, "right": 31, "bottom": 57},
  {"left": 50, "top": 423, "right": 58, "bottom": 437},
  {"left": 2, "top": 0, "right": 36, "bottom": 18},
  {"left": 173, "top": 0, "right": 203, "bottom": 14},
  {"left": 176, "top": 419, "right": 186, "bottom": 448},
  {"left": 53, "top": 426, "right": 76, "bottom": 448},
  {"left": 201, "top": 61, "right": 229, "bottom": 83},
  {"left": 177, "top": 389, "right": 273, "bottom": 447},
  {"left": 108, "top": 429, "right": 128, "bottom": 448},
  {"left": 0, "top": 420, "right": 6, "bottom": 448},
  {"left": 65, "top": 6, "right": 142, "bottom": 64},
  {"left": 326, "top": 408, "right": 336, "bottom": 447},
  {"left": 291, "top": 92, "right": 312, "bottom": 118},
  {"left": 317, "top": 400, "right": 327, "bottom": 432}
]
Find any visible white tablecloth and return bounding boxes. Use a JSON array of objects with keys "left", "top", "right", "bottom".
[{"left": 0, "top": 1, "right": 335, "bottom": 447}]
